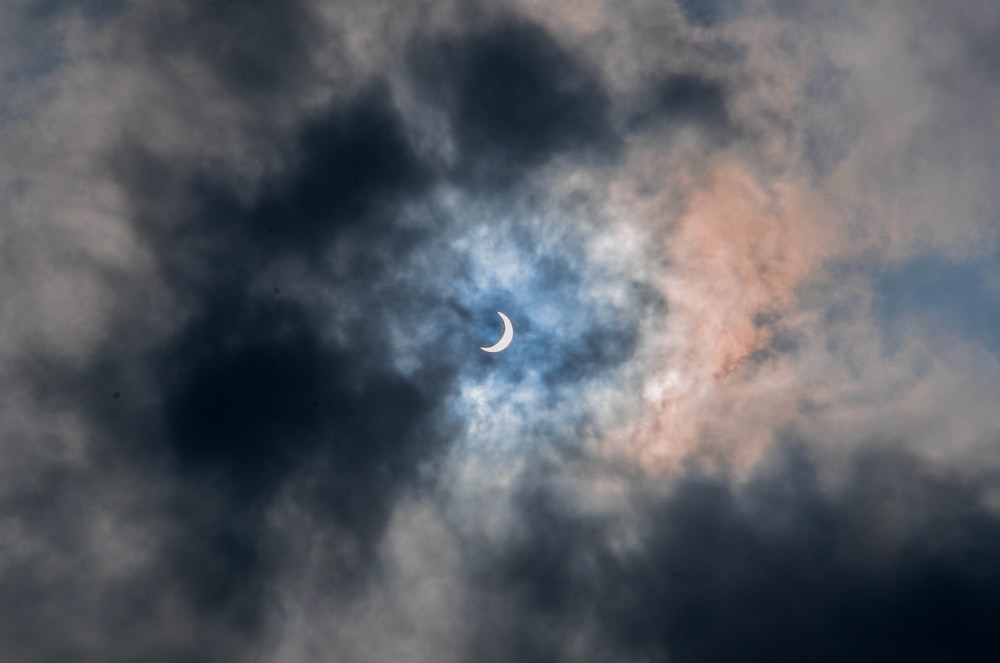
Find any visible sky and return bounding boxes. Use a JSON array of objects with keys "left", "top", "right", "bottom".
[{"left": 2, "top": 1, "right": 1000, "bottom": 661}]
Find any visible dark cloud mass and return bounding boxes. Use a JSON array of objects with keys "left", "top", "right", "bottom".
[
  {"left": 413, "top": 16, "right": 616, "bottom": 184},
  {"left": 99, "top": 82, "right": 452, "bottom": 657},
  {"left": 474, "top": 444, "right": 1000, "bottom": 662},
  {"left": 631, "top": 74, "right": 737, "bottom": 142},
  {"left": 2, "top": 0, "right": 1000, "bottom": 661}
]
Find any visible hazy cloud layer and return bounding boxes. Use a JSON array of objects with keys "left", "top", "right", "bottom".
[{"left": 2, "top": 1, "right": 999, "bottom": 661}]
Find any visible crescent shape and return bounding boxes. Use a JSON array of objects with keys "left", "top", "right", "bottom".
[{"left": 480, "top": 311, "right": 514, "bottom": 353}]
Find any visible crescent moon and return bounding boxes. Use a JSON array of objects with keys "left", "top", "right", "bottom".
[{"left": 480, "top": 311, "right": 514, "bottom": 353}]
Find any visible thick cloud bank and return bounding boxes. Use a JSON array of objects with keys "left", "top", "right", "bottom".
[{"left": 2, "top": 0, "right": 1000, "bottom": 661}]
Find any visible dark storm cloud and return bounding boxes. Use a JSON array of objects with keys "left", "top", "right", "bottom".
[
  {"left": 112, "top": 82, "right": 432, "bottom": 275},
  {"left": 629, "top": 73, "right": 740, "bottom": 146},
  {"left": 470, "top": 442, "right": 1000, "bottom": 663},
  {"left": 412, "top": 16, "right": 617, "bottom": 186},
  {"left": 101, "top": 81, "right": 451, "bottom": 627},
  {"left": 2, "top": 32, "right": 463, "bottom": 659},
  {"left": 252, "top": 86, "right": 434, "bottom": 257}
]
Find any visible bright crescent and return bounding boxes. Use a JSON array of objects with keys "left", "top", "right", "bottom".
[{"left": 480, "top": 311, "right": 514, "bottom": 353}]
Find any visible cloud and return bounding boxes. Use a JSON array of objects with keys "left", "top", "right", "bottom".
[
  {"left": 468, "top": 442, "right": 1000, "bottom": 662},
  {"left": 629, "top": 73, "right": 738, "bottom": 143},
  {"left": 2, "top": 0, "right": 1000, "bottom": 660},
  {"left": 2, "top": 5, "right": 459, "bottom": 659},
  {"left": 411, "top": 15, "right": 617, "bottom": 185}
]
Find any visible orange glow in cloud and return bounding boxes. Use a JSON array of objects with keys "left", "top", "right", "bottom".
[{"left": 611, "top": 161, "right": 842, "bottom": 472}]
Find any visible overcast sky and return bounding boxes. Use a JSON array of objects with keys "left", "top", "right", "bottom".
[{"left": 2, "top": 1, "right": 1000, "bottom": 661}]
